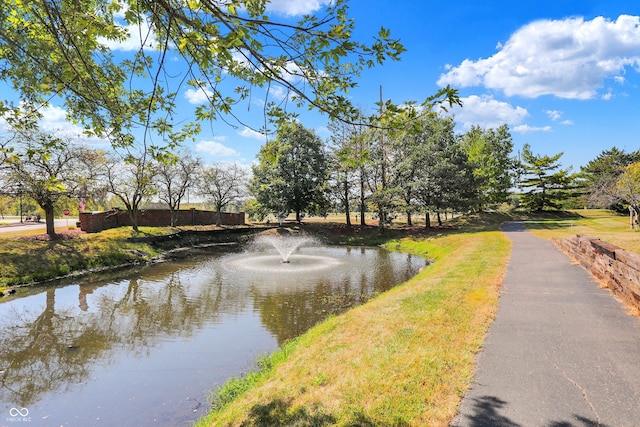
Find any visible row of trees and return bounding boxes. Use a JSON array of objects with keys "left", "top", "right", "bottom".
[
  {"left": 249, "top": 113, "right": 574, "bottom": 228},
  {"left": 0, "top": 128, "right": 249, "bottom": 237},
  {"left": 3, "top": 107, "right": 640, "bottom": 239},
  {"left": 248, "top": 112, "right": 640, "bottom": 228},
  {"left": 0, "top": 0, "right": 461, "bottom": 239}
]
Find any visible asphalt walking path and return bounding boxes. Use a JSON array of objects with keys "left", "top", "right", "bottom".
[{"left": 451, "top": 221, "right": 640, "bottom": 427}]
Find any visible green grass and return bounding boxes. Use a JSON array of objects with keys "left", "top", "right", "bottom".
[
  {"left": 0, "top": 226, "right": 170, "bottom": 288},
  {"left": 523, "top": 209, "right": 640, "bottom": 253},
  {"left": 196, "top": 218, "right": 511, "bottom": 426}
]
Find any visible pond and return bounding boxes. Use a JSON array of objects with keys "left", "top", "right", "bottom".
[{"left": 0, "top": 243, "right": 426, "bottom": 426}]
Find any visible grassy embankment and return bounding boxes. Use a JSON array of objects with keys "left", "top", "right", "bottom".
[
  {"left": 196, "top": 213, "right": 512, "bottom": 426},
  {"left": 0, "top": 226, "right": 172, "bottom": 289}
]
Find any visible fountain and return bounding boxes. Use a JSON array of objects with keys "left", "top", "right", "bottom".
[
  {"left": 222, "top": 231, "right": 343, "bottom": 275},
  {"left": 253, "top": 234, "right": 313, "bottom": 263}
]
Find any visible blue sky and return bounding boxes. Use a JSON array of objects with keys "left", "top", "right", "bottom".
[{"left": 7, "top": 0, "right": 640, "bottom": 170}]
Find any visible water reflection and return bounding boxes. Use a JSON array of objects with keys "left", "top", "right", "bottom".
[{"left": 0, "top": 246, "right": 425, "bottom": 426}]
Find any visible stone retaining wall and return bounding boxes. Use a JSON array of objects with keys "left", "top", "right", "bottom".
[
  {"left": 79, "top": 208, "right": 244, "bottom": 233},
  {"left": 554, "top": 235, "right": 640, "bottom": 310}
]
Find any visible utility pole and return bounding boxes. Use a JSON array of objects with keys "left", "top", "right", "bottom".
[{"left": 378, "top": 85, "right": 387, "bottom": 229}]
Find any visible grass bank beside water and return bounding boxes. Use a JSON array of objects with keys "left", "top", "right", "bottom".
[
  {"left": 197, "top": 220, "right": 512, "bottom": 426},
  {"left": 0, "top": 227, "right": 163, "bottom": 288}
]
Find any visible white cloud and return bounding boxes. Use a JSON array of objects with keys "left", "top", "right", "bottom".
[
  {"left": 561, "top": 119, "right": 574, "bottom": 125},
  {"left": 451, "top": 95, "right": 529, "bottom": 129},
  {"left": 545, "top": 110, "right": 562, "bottom": 121},
  {"left": 184, "top": 87, "right": 214, "bottom": 105},
  {"left": 438, "top": 15, "right": 640, "bottom": 99},
  {"left": 238, "top": 127, "right": 267, "bottom": 141},
  {"left": 512, "top": 124, "right": 553, "bottom": 134},
  {"left": 267, "top": 86, "right": 288, "bottom": 101},
  {"left": 195, "top": 138, "right": 238, "bottom": 157},
  {"left": 266, "top": 0, "right": 331, "bottom": 16},
  {"left": 2, "top": 105, "right": 108, "bottom": 145},
  {"left": 98, "top": 20, "right": 155, "bottom": 51},
  {"left": 602, "top": 91, "right": 614, "bottom": 100}
]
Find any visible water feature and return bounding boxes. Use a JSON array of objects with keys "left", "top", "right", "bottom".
[
  {"left": 0, "top": 238, "right": 426, "bottom": 426},
  {"left": 252, "top": 234, "right": 314, "bottom": 263}
]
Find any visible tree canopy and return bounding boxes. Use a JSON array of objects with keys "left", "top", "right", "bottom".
[
  {"left": 0, "top": 0, "right": 428, "bottom": 149},
  {"left": 250, "top": 121, "right": 329, "bottom": 222},
  {"left": 519, "top": 144, "right": 576, "bottom": 211},
  {"left": 580, "top": 147, "right": 640, "bottom": 210},
  {"left": 0, "top": 129, "right": 101, "bottom": 237},
  {"left": 460, "top": 124, "right": 515, "bottom": 207}
]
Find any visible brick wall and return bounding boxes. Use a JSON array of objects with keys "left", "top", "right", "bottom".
[
  {"left": 554, "top": 235, "right": 640, "bottom": 310},
  {"left": 79, "top": 208, "right": 244, "bottom": 233}
]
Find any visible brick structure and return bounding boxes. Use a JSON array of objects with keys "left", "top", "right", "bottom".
[
  {"left": 554, "top": 235, "right": 640, "bottom": 310},
  {"left": 79, "top": 208, "right": 244, "bottom": 233}
]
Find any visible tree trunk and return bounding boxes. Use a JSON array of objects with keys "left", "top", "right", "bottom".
[
  {"left": 44, "top": 203, "right": 57, "bottom": 239},
  {"left": 437, "top": 211, "right": 443, "bottom": 226},
  {"left": 359, "top": 168, "right": 367, "bottom": 226},
  {"left": 296, "top": 210, "right": 301, "bottom": 223},
  {"left": 127, "top": 206, "right": 139, "bottom": 232},
  {"left": 344, "top": 179, "right": 351, "bottom": 226},
  {"left": 425, "top": 212, "right": 431, "bottom": 229},
  {"left": 170, "top": 208, "right": 177, "bottom": 227},
  {"left": 407, "top": 210, "right": 412, "bottom": 226}
]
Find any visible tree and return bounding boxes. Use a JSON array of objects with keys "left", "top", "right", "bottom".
[
  {"left": 580, "top": 147, "right": 640, "bottom": 210},
  {"left": 328, "top": 116, "right": 370, "bottom": 226},
  {"left": 460, "top": 124, "right": 515, "bottom": 208},
  {"left": 198, "top": 163, "right": 248, "bottom": 226},
  {"left": 0, "top": 130, "right": 98, "bottom": 239},
  {"left": 104, "top": 145, "right": 156, "bottom": 232},
  {"left": 410, "top": 116, "right": 478, "bottom": 226},
  {"left": 387, "top": 110, "right": 434, "bottom": 226},
  {"left": 615, "top": 162, "right": 640, "bottom": 228},
  {"left": 0, "top": 0, "right": 419, "bottom": 150},
  {"left": 154, "top": 152, "right": 201, "bottom": 226},
  {"left": 0, "top": 194, "right": 11, "bottom": 218},
  {"left": 250, "top": 122, "right": 329, "bottom": 222},
  {"left": 519, "top": 144, "right": 576, "bottom": 211}
]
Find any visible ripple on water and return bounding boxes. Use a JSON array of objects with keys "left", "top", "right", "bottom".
[{"left": 223, "top": 253, "right": 343, "bottom": 273}]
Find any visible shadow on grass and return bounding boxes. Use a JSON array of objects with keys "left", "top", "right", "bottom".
[
  {"left": 239, "top": 399, "right": 336, "bottom": 426},
  {"left": 237, "top": 398, "right": 408, "bottom": 427}
]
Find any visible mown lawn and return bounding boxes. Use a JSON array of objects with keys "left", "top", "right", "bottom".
[{"left": 523, "top": 209, "right": 640, "bottom": 253}]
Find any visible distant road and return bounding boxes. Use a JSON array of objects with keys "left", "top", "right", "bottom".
[{"left": 0, "top": 217, "right": 78, "bottom": 234}]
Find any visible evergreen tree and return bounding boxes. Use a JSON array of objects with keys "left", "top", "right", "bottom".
[
  {"left": 580, "top": 147, "right": 640, "bottom": 211},
  {"left": 519, "top": 144, "right": 576, "bottom": 211}
]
